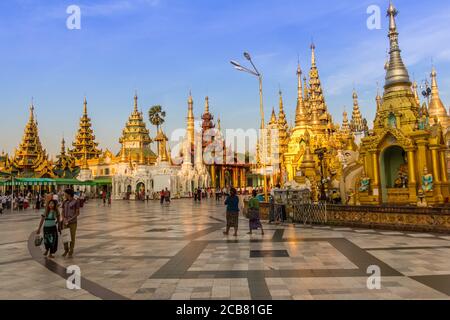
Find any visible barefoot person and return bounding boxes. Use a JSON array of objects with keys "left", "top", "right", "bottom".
[
  {"left": 36, "top": 200, "right": 60, "bottom": 258},
  {"left": 61, "top": 189, "right": 80, "bottom": 258},
  {"left": 247, "top": 190, "right": 264, "bottom": 235},
  {"left": 224, "top": 188, "right": 239, "bottom": 237}
]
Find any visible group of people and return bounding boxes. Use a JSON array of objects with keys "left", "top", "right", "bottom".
[
  {"left": 0, "top": 189, "right": 88, "bottom": 214},
  {"left": 160, "top": 188, "right": 171, "bottom": 204},
  {"left": 223, "top": 188, "right": 264, "bottom": 237},
  {"left": 35, "top": 188, "right": 81, "bottom": 259}
]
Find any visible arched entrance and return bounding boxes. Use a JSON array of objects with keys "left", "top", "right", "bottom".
[{"left": 380, "top": 145, "right": 407, "bottom": 203}]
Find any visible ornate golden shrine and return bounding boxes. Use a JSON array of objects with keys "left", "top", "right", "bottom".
[{"left": 359, "top": 3, "right": 450, "bottom": 206}]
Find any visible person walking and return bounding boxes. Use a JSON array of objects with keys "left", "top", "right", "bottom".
[
  {"left": 36, "top": 199, "right": 61, "bottom": 258},
  {"left": 102, "top": 189, "right": 107, "bottom": 206},
  {"left": 247, "top": 190, "right": 264, "bottom": 235},
  {"left": 165, "top": 188, "right": 171, "bottom": 204},
  {"left": 223, "top": 188, "right": 240, "bottom": 237},
  {"left": 61, "top": 189, "right": 80, "bottom": 258},
  {"left": 160, "top": 189, "right": 165, "bottom": 205}
]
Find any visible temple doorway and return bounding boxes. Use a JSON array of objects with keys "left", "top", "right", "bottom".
[{"left": 380, "top": 145, "right": 407, "bottom": 203}]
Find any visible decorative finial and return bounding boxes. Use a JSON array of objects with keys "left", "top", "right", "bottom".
[
  {"left": 134, "top": 92, "right": 138, "bottom": 112},
  {"left": 310, "top": 42, "right": 316, "bottom": 66},
  {"left": 204, "top": 96, "right": 209, "bottom": 113},
  {"left": 83, "top": 96, "right": 88, "bottom": 115}
]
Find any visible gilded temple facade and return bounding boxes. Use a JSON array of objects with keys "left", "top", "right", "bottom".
[{"left": 358, "top": 3, "right": 450, "bottom": 205}]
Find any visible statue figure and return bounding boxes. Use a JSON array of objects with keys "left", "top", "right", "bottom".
[
  {"left": 417, "top": 189, "right": 428, "bottom": 208},
  {"left": 422, "top": 167, "right": 433, "bottom": 192},
  {"left": 359, "top": 173, "right": 370, "bottom": 192},
  {"left": 394, "top": 165, "right": 408, "bottom": 188},
  {"left": 418, "top": 103, "right": 429, "bottom": 130}
]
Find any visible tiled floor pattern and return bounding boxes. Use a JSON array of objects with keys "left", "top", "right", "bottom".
[{"left": 0, "top": 199, "right": 449, "bottom": 300}]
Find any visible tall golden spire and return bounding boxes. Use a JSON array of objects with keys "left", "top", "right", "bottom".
[
  {"left": 69, "top": 98, "right": 102, "bottom": 161},
  {"left": 60, "top": 137, "right": 66, "bottom": 156},
  {"left": 341, "top": 110, "right": 350, "bottom": 134},
  {"left": 295, "top": 63, "right": 308, "bottom": 127},
  {"left": 269, "top": 107, "right": 277, "bottom": 125},
  {"left": 134, "top": 92, "right": 139, "bottom": 113},
  {"left": 384, "top": 1, "right": 411, "bottom": 92},
  {"left": 350, "top": 90, "right": 364, "bottom": 132},
  {"left": 412, "top": 81, "right": 420, "bottom": 106},
  {"left": 308, "top": 43, "right": 327, "bottom": 115},
  {"left": 278, "top": 89, "right": 287, "bottom": 128},
  {"left": 187, "top": 91, "right": 195, "bottom": 146},
  {"left": 429, "top": 66, "right": 450, "bottom": 129},
  {"left": 83, "top": 96, "right": 88, "bottom": 115},
  {"left": 311, "top": 42, "right": 316, "bottom": 67},
  {"left": 204, "top": 96, "right": 210, "bottom": 114}
]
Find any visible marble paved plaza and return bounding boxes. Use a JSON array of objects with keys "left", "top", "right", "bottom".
[{"left": 0, "top": 199, "right": 449, "bottom": 300}]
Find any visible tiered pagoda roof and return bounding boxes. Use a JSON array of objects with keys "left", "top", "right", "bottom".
[
  {"left": 118, "top": 94, "right": 156, "bottom": 164},
  {"left": 69, "top": 98, "right": 102, "bottom": 161}
]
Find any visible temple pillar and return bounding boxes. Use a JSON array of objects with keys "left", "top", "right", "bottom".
[
  {"left": 220, "top": 167, "right": 225, "bottom": 189},
  {"left": 241, "top": 168, "right": 246, "bottom": 188},
  {"left": 406, "top": 148, "right": 417, "bottom": 204},
  {"left": 210, "top": 165, "right": 216, "bottom": 189},
  {"left": 416, "top": 139, "right": 428, "bottom": 177},
  {"left": 370, "top": 151, "right": 381, "bottom": 203},
  {"left": 431, "top": 146, "right": 444, "bottom": 203}
]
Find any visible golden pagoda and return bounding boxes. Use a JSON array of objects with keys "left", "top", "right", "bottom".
[
  {"left": 283, "top": 46, "right": 336, "bottom": 184},
  {"left": 8, "top": 103, "right": 55, "bottom": 177},
  {"left": 69, "top": 97, "right": 102, "bottom": 161},
  {"left": 350, "top": 90, "right": 365, "bottom": 133},
  {"left": 358, "top": 2, "right": 450, "bottom": 205},
  {"left": 154, "top": 129, "right": 170, "bottom": 163},
  {"left": 53, "top": 137, "right": 79, "bottom": 178},
  {"left": 428, "top": 66, "right": 450, "bottom": 132},
  {"left": 118, "top": 93, "right": 156, "bottom": 164}
]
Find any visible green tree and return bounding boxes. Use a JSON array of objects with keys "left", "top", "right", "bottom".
[
  {"left": 148, "top": 105, "right": 166, "bottom": 132},
  {"left": 149, "top": 105, "right": 166, "bottom": 156}
]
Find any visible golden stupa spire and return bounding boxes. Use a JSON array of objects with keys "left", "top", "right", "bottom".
[
  {"left": 278, "top": 89, "right": 287, "bottom": 128},
  {"left": 134, "top": 92, "right": 139, "bottom": 113},
  {"left": 412, "top": 81, "right": 420, "bottom": 106},
  {"left": 311, "top": 42, "right": 316, "bottom": 67},
  {"left": 384, "top": 1, "right": 411, "bottom": 92},
  {"left": 350, "top": 89, "right": 364, "bottom": 132},
  {"left": 204, "top": 96, "right": 210, "bottom": 114},
  {"left": 295, "top": 62, "right": 308, "bottom": 127},
  {"left": 60, "top": 137, "right": 66, "bottom": 156},
  {"left": 187, "top": 91, "right": 195, "bottom": 146},
  {"left": 308, "top": 43, "right": 327, "bottom": 115},
  {"left": 69, "top": 98, "right": 102, "bottom": 161},
  {"left": 269, "top": 107, "right": 277, "bottom": 125},
  {"left": 341, "top": 109, "right": 350, "bottom": 134},
  {"left": 83, "top": 96, "right": 88, "bottom": 115},
  {"left": 429, "top": 66, "right": 450, "bottom": 129}
]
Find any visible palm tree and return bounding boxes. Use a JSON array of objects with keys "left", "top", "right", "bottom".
[
  {"left": 148, "top": 105, "right": 166, "bottom": 132},
  {"left": 149, "top": 105, "right": 166, "bottom": 157}
]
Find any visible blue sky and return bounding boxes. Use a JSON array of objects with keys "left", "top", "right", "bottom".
[{"left": 1, "top": 0, "right": 450, "bottom": 156}]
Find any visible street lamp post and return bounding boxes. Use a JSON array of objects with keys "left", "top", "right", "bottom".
[
  {"left": 231, "top": 52, "right": 268, "bottom": 201},
  {"left": 315, "top": 147, "right": 328, "bottom": 202}
]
